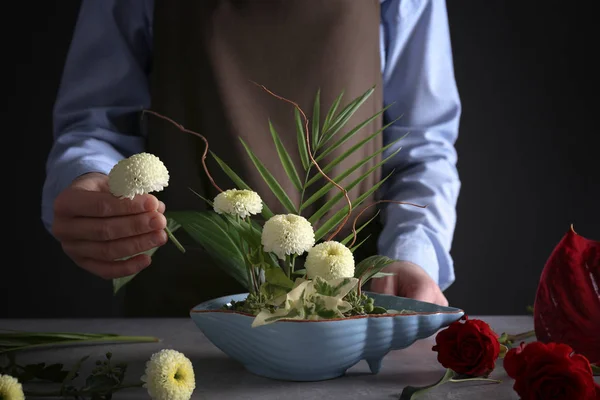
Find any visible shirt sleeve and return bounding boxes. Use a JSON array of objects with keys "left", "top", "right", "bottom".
[
  {"left": 41, "top": 0, "right": 154, "bottom": 233},
  {"left": 378, "top": 0, "right": 462, "bottom": 291}
]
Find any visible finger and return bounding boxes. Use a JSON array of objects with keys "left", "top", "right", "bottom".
[
  {"left": 75, "top": 253, "right": 152, "bottom": 280},
  {"left": 436, "top": 293, "right": 449, "bottom": 307},
  {"left": 401, "top": 285, "right": 438, "bottom": 305},
  {"left": 54, "top": 190, "right": 159, "bottom": 218},
  {"left": 53, "top": 211, "right": 167, "bottom": 241},
  {"left": 369, "top": 275, "right": 398, "bottom": 295},
  {"left": 63, "top": 230, "right": 167, "bottom": 262},
  {"left": 157, "top": 201, "right": 166, "bottom": 214}
]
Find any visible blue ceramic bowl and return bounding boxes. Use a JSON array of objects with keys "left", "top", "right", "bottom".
[{"left": 190, "top": 292, "right": 464, "bottom": 381}]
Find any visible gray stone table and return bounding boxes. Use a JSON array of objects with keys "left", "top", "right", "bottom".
[{"left": 1, "top": 317, "right": 598, "bottom": 399}]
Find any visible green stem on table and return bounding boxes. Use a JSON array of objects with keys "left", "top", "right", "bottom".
[
  {"left": 0, "top": 335, "right": 159, "bottom": 354},
  {"left": 592, "top": 364, "right": 600, "bottom": 376},
  {"left": 165, "top": 226, "right": 185, "bottom": 253},
  {"left": 24, "top": 382, "right": 144, "bottom": 397},
  {"left": 449, "top": 377, "right": 502, "bottom": 384},
  {"left": 399, "top": 369, "right": 502, "bottom": 400},
  {"left": 399, "top": 369, "right": 455, "bottom": 400}
]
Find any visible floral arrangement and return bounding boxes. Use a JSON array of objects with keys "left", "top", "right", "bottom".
[{"left": 109, "top": 85, "right": 423, "bottom": 326}]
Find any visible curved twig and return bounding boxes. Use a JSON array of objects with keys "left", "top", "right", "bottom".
[
  {"left": 142, "top": 109, "right": 223, "bottom": 193},
  {"left": 349, "top": 200, "right": 427, "bottom": 247}
]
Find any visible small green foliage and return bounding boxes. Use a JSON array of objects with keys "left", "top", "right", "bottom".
[
  {"left": 0, "top": 352, "right": 142, "bottom": 399},
  {"left": 224, "top": 292, "right": 276, "bottom": 316},
  {"left": 344, "top": 290, "right": 386, "bottom": 316}
]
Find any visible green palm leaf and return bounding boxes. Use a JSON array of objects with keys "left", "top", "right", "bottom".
[
  {"left": 269, "top": 119, "right": 303, "bottom": 191},
  {"left": 350, "top": 234, "right": 371, "bottom": 253},
  {"left": 211, "top": 151, "right": 274, "bottom": 219},
  {"left": 339, "top": 209, "right": 381, "bottom": 246},
  {"left": 313, "top": 170, "right": 394, "bottom": 242},
  {"left": 315, "top": 105, "right": 393, "bottom": 162},
  {"left": 239, "top": 138, "right": 298, "bottom": 214},
  {"left": 318, "top": 86, "right": 375, "bottom": 147},
  {"left": 311, "top": 89, "right": 321, "bottom": 150},
  {"left": 354, "top": 255, "right": 396, "bottom": 286},
  {"left": 300, "top": 135, "right": 403, "bottom": 211},
  {"left": 295, "top": 108, "right": 310, "bottom": 170},
  {"left": 307, "top": 148, "right": 401, "bottom": 223},
  {"left": 321, "top": 91, "right": 344, "bottom": 135}
]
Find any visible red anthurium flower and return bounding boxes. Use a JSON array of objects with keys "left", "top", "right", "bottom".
[{"left": 534, "top": 226, "right": 600, "bottom": 364}]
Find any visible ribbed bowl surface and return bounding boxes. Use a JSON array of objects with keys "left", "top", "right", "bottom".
[{"left": 190, "top": 291, "right": 464, "bottom": 381}]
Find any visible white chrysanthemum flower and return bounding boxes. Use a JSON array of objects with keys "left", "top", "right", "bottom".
[
  {"left": 305, "top": 241, "right": 355, "bottom": 280},
  {"left": 108, "top": 153, "right": 169, "bottom": 199},
  {"left": 141, "top": 349, "right": 195, "bottom": 400},
  {"left": 0, "top": 374, "right": 24, "bottom": 400},
  {"left": 261, "top": 214, "right": 315, "bottom": 259},
  {"left": 213, "top": 189, "right": 263, "bottom": 218}
]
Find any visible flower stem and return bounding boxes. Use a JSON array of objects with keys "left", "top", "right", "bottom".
[
  {"left": 0, "top": 335, "right": 159, "bottom": 353},
  {"left": 507, "top": 330, "right": 536, "bottom": 343},
  {"left": 399, "top": 368, "right": 455, "bottom": 399},
  {"left": 165, "top": 226, "right": 185, "bottom": 253},
  {"left": 449, "top": 377, "right": 502, "bottom": 384}
]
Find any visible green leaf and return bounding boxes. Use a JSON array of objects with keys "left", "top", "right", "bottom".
[
  {"left": 292, "top": 268, "right": 306, "bottom": 277},
  {"left": 318, "top": 86, "right": 375, "bottom": 146},
  {"left": 350, "top": 234, "right": 371, "bottom": 253},
  {"left": 239, "top": 138, "right": 298, "bottom": 213},
  {"left": 305, "top": 119, "right": 404, "bottom": 188},
  {"left": 355, "top": 255, "right": 396, "bottom": 286},
  {"left": 321, "top": 91, "right": 344, "bottom": 136},
  {"left": 301, "top": 136, "right": 402, "bottom": 211},
  {"left": 188, "top": 187, "right": 214, "bottom": 207},
  {"left": 269, "top": 120, "right": 303, "bottom": 191},
  {"left": 399, "top": 368, "right": 455, "bottom": 400},
  {"left": 229, "top": 216, "right": 262, "bottom": 249},
  {"left": 313, "top": 277, "right": 356, "bottom": 297},
  {"left": 260, "top": 282, "right": 288, "bottom": 300},
  {"left": 315, "top": 104, "right": 393, "bottom": 162},
  {"left": 112, "top": 218, "right": 181, "bottom": 294},
  {"left": 265, "top": 267, "right": 294, "bottom": 290},
  {"left": 61, "top": 355, "right": 89, "bottom": 390},
  {"left": 313, "top": 170, "right": 394, "bottom": 242},
  {"left": 167, "top": 210, "right": 250, "bottom": 289},
  {"left": 307, "top": 149, "right": 401, "bottom": 223},
  {"left": 340, "top": 210, "right": 380, "bottom": 246},
  {"left": 211, "top": 151, "right": 274, "bottom": 219},
  {"left": 311, "top": 89, "right": 321, "bottom": 150},
  {"left": 295, "top": 108, "right": 310, "bottom": 170}
]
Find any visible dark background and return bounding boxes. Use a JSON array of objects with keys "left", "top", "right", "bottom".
[{"left": 5, "top": 1, "right": 598, "bottom": 318}]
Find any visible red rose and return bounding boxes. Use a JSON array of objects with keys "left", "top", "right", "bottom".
[
  {"left": 504, "top": 341, "right": 600, "bottom": 400},
  {"left": 432, "top": 316, "right": 500, "bottom": 376}
]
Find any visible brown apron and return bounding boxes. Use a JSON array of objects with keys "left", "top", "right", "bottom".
[{"left": 124, "top": 0, "right": 385, "bottom": 316}]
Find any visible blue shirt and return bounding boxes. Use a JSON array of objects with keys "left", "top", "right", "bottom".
[{"left": 42, "top": 0, "right": 461, "bottom": 291}]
